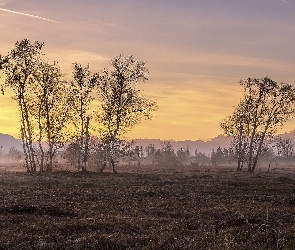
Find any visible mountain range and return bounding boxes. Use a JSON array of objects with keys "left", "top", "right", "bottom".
[
  {"left": 134, "top": 135, "right": 230, "bottom": 156},
  {"left": 2, "top": 129, "right": 295, "bottom": 156},
  {"left": 0, "top": 133, "right": 23, "bottom": 154},
  {"left": 134, "top": 129, "right": 295, "bottom": 155},
  {"left": 0, "top": 133, "right": 230, "bottom": 155}
]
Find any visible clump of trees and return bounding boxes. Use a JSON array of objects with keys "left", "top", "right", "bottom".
[
  {"left": 154, "top": 141, "right": 179, "bottom": 167},
  {"left": 0, "top": 146, "right": 23, "bottom": 163},
  {"left": 275, "top": 137, "right": 294, "bottom": 161},
  {"left": 210, "top": 147, "right": 235, "bottom": 166},
  {"left": 220, "top": 77, "right": 295, "bottom": 172},
  {"left": 210, "top": 138, "right": 295, "bottom": 169},
  {"left": 143, "top": 142, "right": 205, "bottom": 168},
  {"left": 0, "top": 39, "right": 157, "bottom": 173},
  {"left": 194, "top": 150, "right": 211, "bottom": 167},
  {"left": 1, "top": 40, "right": 44, "bottom": 172},
  {"left": 95, "top": 54, "right": 157, "bottom": 173}
]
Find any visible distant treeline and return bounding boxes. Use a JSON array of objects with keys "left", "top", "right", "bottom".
[{"left": 1, "top": 136, "right": 294, "bottom": 171}]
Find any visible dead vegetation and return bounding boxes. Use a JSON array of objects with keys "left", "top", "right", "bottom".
[{"left": 0, "top": 167, "right": 295, "bottom": 249}]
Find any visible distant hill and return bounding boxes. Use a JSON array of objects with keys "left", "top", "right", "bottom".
[
  {"left": 2, "top": 129, "right": 295, "bottom": 156},
  {"left": 134, "top": 130, "right": 295, "bottom": 156},
  {"left": 279, "top": 130, "right": 295, "bottom": 141},
  {"left": 135, "top": 134, "right": 230, "bottom": 156},
  {"left": 0, "top": 133, "right": 230, "bottom": 156},
  {"left": 0, "top": 133, "right": 22, "bottom": 154}
]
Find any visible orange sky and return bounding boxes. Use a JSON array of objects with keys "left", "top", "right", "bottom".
[{"left": 1, "top": 0, "right": 295, "bottom": 141}]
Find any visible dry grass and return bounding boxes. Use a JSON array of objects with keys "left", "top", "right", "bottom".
[{"left": 0, "top": 167, "right": 295, "bottom": 249}]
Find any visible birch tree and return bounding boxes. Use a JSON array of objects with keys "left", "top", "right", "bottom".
[
  {"left": 69, "top": 63, "right": 99, "bottom": 172},
  {"left": 220, "top": 77, "right": 295, "bottom": 172},
  {"left": 31, "top": 61, "right": 71, "bottom": 171},
  {"left": 1, "top": 39, "right": 43, "bottom": 172},
  {"left": 220, "top": 100, "right": 251, "bottom": 171},
  {"left": 96, "top": 54, "right": 157, "bottom": 173}
]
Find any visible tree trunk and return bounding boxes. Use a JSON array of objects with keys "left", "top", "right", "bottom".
[
  {"left": 237, "top": 158, "right": 242, "bottom": 171},
  {"left": 22, "top": 99, "right": 36, "bottom": 172},
  {"left": 21, "top": 125, "right": 30, "bottom": 173},
  {"left": 82, "top": 117, "right": 90, "bottom": 172},
  {"left": 78, "top": 97, "right": 84, "bottom": 171},
  {"left": 45, "top": 103, "right": 53, "bottom": 172},
  {"left": 237, "top": 128, "right": 243, "bottom": 171},
  {"left": 247, "top": 90, "right": 263, "bottom": 172},
  {"left": 38, "top": 139, "right": 44, "bottom": 172},
  {"left": 100, "top": 146, "right": 108, "bottom": 173},
  {"left": 26, "top": 116, "right": 36, "bottom": 172},
  {"left": 47, "top": 146, "right": 53, "bottom": 172},
  {"left": 247, "top": 125, "right": 258, "bottom": 172},
  {"left": 38, "top": 110, "right": 44, "bottom": 172},
  {"left": 110, "top": 140, "right": 117, "bottom": 174},
  {"left": 252, "top": 123, "right": 270, "bottom": 171},
  {"left": 19, "top": 96, "right": 34, "bottom": 173}
]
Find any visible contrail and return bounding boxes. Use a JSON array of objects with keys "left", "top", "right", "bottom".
[{"left": 0, "top": 8, "right": 58, "bottom": 23}]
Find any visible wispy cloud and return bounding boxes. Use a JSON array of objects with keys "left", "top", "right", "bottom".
[{"left": 0, "top": 8, "right": 58, "bottom": 23}]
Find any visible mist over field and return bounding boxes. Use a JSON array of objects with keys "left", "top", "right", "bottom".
[{"left": 1, "top": 1, "right": 295, "bottom": 248}]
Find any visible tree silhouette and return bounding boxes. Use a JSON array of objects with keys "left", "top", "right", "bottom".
[
  {"left": 30, "top": 61, "right": 71, "bottom": 171},
  {"left": 220, "top": 100, "right": 251, "bottom": 171},
  {"left": 275, "top": 137, "right": 294, "bottom": 161},
  {"left": 96, "top": 54, "right": 157, "bottom": 173},
  {"left": 69, "top": 63, "right": 99, "bottom": 172},
  {"left": 1, "top": 39, "right": 44, "bottom": 172},
  {"left": 221, "top": 77, "right": 295, "bottom": 172},
  {"left": 1, "top": 41, "right": 158, "bottom": 173}
]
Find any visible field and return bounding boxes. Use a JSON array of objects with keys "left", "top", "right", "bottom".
[{"left": 1, "top": 166, "right": 295, "bottom": 249}]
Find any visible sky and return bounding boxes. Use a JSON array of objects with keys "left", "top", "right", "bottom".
[{"left": 0, "top": 0, "right": 295, "bottom": 141}]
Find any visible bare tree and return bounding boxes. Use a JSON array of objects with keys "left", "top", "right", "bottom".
[
  {"left": 275, "top": 137, "right": 294, "bottom": 161},
  {"left": 1, "top": 39, "right": 44, "bottom": 172},
  {"left": 220, "top": 77, "right": 295, "bottom": 172},
  {"left": 69, "top": 63, "right": 98, "bottom": 172},
  {"left": 30, "top": 61, "right": 72, "bottom": 171},
  {"left": 96, "top": 54, "right": 157, "bottom": 173},
  {"left": 220, "top": 100, "right": 251, "bottom": 171}
]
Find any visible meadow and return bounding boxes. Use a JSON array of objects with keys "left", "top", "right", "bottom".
[{"left": 0, "top": 165, "right": 295, "bottom": 249}]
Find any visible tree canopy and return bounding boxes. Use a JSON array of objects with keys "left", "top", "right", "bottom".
[
  {"left": 0, "top": 40, "right": 158, "bottom": 173},
  {"left": 96, "top": 54, "right": 157, "bottom": 173},
  {"left": 220, "top": 76, "right": 295, "bottom": 172}
]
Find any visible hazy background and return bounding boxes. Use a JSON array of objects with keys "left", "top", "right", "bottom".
[{"left": 1, "top": 0, "right": 295, "bottom": 140}]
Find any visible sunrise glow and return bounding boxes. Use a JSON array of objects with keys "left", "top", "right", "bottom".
[{"left": 1, "top": 0, "right": 295, "bottom": 140}]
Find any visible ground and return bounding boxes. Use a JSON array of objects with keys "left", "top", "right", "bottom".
[{"left": 0, "top": 166, "right": 295, "bottom": 249}]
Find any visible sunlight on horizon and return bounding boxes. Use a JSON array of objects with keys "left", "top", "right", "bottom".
[{"left": 1, "top": 0, "right": 295, "bottom": 140}]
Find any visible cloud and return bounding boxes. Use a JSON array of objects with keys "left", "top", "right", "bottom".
[{"left": 0, "top": 7, "right": 58, "bottom": 23}]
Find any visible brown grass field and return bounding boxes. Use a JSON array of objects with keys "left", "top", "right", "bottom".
[{"left": 1, "top": 165, "right": 295, "bottom": 249}]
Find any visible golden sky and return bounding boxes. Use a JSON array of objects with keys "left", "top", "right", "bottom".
[{"left": 1, "top": 0, "right": 295, "bottom": 140}]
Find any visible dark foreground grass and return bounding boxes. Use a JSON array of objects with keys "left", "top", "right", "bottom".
[{"left": 0, "top": 167, "right": 295, "bottom": 249}]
